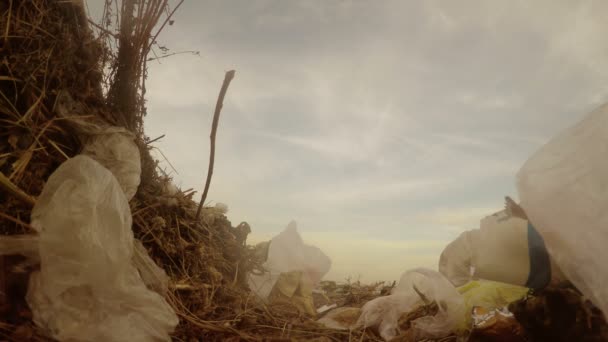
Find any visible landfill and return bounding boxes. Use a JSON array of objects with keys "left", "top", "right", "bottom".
[{"left": 1, "top": 1, "right": 608, "bottom": 341}]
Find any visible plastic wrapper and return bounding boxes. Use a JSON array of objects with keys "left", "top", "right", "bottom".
[
  {"left": 457, "top": 280, "right": 528, "bottom": 331},
  {"left": 26, "top": 156, "right": 177, "bottom": 342},
  {"left": 356, "top": 268, "right": 464, "bottom": 341},
  {"left": 517, "top": 102, "right": 608, "bottom": 317}
]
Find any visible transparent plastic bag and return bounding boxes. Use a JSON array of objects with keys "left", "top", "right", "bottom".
[
  {"left": 439, "top": 210, "right": 552, "bottom": 289},
  {"left": 82, "top": 130, "right": 141, "bottom": 200},
  {"left": 517, "top": 102, "right": 608, "bottom": 318},
  {"left": 55, "top": 91, "right": 141, "bottom": 200},
  {"left": 27, "top": 156, "right": 177, "bottom": 342},
  {"left": 248, "top": 221, "right": 331, "bottom": 299},
  {"left": 356, "top": 268, "right": 464, "bottom": 341}
]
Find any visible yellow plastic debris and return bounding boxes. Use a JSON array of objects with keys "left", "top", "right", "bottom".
[{"left": 456, "top": 280, "right": 529, "bottom": 332}]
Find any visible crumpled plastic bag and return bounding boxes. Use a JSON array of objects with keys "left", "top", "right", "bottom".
[
  {"left": 439, "top": 209, "right": 553, "bottom": 289},
  {"left": 81, "top": 129, "right": 141, "bottom": 199},
  {"left": 517, "top": 102, "right": 608, "bottom": 317},
  {"left": 356, "top": 268, "right": 464, "bottom": 341},
  {"left": 26, "top": 155, "right": 177, "bottom": 342},
  {"left": 0, "top": 236, "right": 169, "bottom": 298},
  {"left": 248, "top": 221, "right": 331, "bottom": 299},
  {"left": 55, "top": 90, "right": 141, "bottom": 199}
]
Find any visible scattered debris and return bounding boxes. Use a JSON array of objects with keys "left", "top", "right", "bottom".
[
  {"left": 2, "top": 0, "right": 608, "bottom": 341},
  {"left": 468, "top": 306, "right": 526, "bottom": 342},
  {"left": 509, "top": 286, "right": 608, "bottom": 342}
]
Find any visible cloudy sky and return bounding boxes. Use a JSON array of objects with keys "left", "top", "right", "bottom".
[{"left": 88, "top": 1, "right": 608, "bottom": 282}]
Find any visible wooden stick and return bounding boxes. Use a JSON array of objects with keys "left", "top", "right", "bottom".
[{"left": 194, "top": 70, "right": 236, "bottom": 223}]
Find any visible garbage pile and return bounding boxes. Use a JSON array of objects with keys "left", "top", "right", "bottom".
[{"left": 2, "top": 1, "right": 608, "bottom": 341}]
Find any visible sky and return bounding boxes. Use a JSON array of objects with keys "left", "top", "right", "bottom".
[{"left": 86, "top": 0, "right": 608, "bottom": 282}]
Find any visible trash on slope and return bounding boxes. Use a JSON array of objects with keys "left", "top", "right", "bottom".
[
  {"left": 25, "top": 156, "right": 177, "bottom": 341},
  {"left": 0, "top": 113, "right": 178, "bottom": 341}
]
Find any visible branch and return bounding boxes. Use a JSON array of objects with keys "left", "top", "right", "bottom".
[{"left": 194, "top": 70, "right": 236, "bottom": 223}]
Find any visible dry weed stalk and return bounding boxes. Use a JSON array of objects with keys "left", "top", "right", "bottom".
[{"left": 195, "top": 70, "right": 236, "bottom": 223}]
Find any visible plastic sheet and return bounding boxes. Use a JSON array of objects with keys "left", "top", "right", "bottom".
[
  {"left": 26, "top": 156, "right": 177, "bottom": 342},
  {"left": 517, "top": 102, "right": 608, "bottom": 318}
]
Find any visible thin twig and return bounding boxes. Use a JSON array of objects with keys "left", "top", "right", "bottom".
[
  {"left": 145, "top": 133, "right": 165, "bottom": 145},
  {"left": 0, "top": 212, "right": 36, "bottom": 232},
  {"left": 87, "top": 18, "right": 119, "bottom": 38},
  {"left": 145, "top": 0, "right": 184, "bottom": 57},
  {"left": 194, "top": 70, "right": 236, "bottom": 224},
  {"left": 146, "top": 50, "right": 200, "bottom": 62}
]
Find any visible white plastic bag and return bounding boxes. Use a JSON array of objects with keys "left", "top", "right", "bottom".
[
  {"left": 248, "top": 221, "right": 331, "bottom": 299},
  {"left": 517, "top": 102, "right": 608, "bottom": 317},
  {"left": 439, "top": 209, "right": 554, "bottom": 289},
  {"left": 55, "top": 90, "right": 141, "bottom": 200},
  {"left": 27, "top": 156, "right": 177, "bottom": 342},
  {"left": 356, "top": 268, "right": 464, "bottom": 341},
  {"left": 82, "top": 129, "right": 141, "bottom": 199}
]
